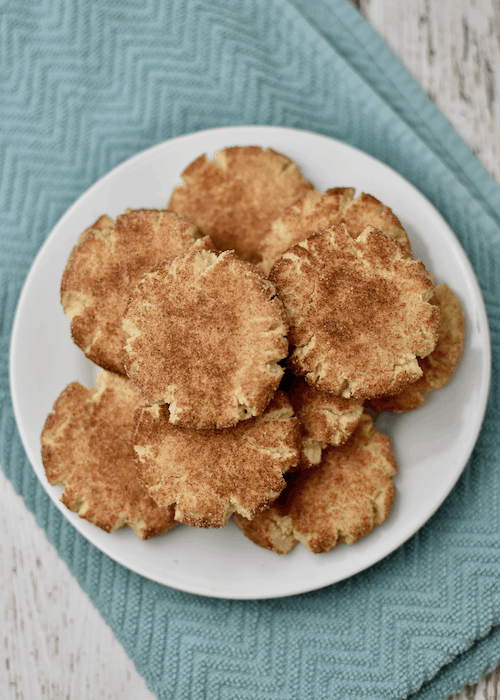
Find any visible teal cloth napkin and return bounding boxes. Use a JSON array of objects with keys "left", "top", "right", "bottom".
[{"left": 2, "top": 1, "right": 499, "bottom": 697}]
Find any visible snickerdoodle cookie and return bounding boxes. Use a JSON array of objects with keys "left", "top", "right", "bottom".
[
  {"left": 270, "top": 224, "right": 439, "bottom": 399},
  {"left": 366, "top": 283, "right": 465, "bottom": 412},
  {"left": 167, "top": 146, "right": 313, "bottom": 262},
  {"left": 234, "top": 412, "right": 396, "bottom": 554},
  {"left": 122, "top": 249, "right": 288, "bottom": 429},
  {"left": 61, "top": 209, "right": 213, "bottom": 374},
  {"left": 260, "top": 187, "right": 411, "bottom": 274},
  {"left": 288, "top": 378, "right": 364, "bottom": 467},
  {"left": 133, "top": 391, "right": 301, "bottom": 528},
  {"left": 40, "top": 370, "right": 177, "bottom": 539}
]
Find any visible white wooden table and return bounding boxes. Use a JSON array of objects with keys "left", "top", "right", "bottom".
[{"left": 1, "top": 2, "right": 499, "bottom": 698}]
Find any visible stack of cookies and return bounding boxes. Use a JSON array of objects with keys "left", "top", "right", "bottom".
[{"left": 41, "top": 146, "right": 465, "bottom": 555}]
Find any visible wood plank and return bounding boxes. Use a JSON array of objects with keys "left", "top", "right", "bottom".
[
  {"left": 0, "top": 473, "right": 155, "bottom": 700},
  {"left": 359, "top": 0, "right": 500, "bottom": 184}
]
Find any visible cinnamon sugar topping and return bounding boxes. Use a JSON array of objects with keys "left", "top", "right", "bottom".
[
  {"left": 270, "top": 224, "right": 440, "bottom": 399},
  {"left": 123, "top": 249, "right": 289, "bottom": 429},
  {"left": 61, "top": 209, "right": 211, "bottom": 374},
  {"left": 40, "top": 370, "right": 177, "bottom": 539},
  {"left": 168, "top": 146, "right": 313, "bottom": 262},
  {"left": 234, "top": 412, "right": 397, "bottom": 553},
  {"left": 133, "top": 391, "right": 301, "bottom": 528}
]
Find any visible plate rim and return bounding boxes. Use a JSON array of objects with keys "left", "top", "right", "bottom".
[{"left": 9, "top": 125, "right": 492, "bottom": 599}]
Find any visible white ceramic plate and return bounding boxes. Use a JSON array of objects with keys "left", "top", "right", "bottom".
[{"left": 10, "top": 126, "right": 490, "bottom": 600}]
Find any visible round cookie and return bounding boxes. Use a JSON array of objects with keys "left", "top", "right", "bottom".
[
  {"left": 270, "top": 224, "right": 440, "bottom": 399},
  {"left": 234, "top": 412, "right": 397, "bottom": 554},
  {"left": 167, "top": 146, "right": 313, "bottom": 263},
  {"left": 40, "top": 370, "right": 177, "bottom": 539},
  {"left": 61, "top": 209, "right": 213, "bottom": 375},
  {"left": 133, "top": 391, "right": 301, "bottom": 528},
  {"left": 122, "top": 249, "right": 289, "bottom": 429},
  {"left": 366, "top": 283, "right": 465, "bottom": 412},
  {"left": 260, "top": 187, "right": 411, "bottom": 275},
  {"left": 288, "top": 377, "right": 364, "bottom": 468}
]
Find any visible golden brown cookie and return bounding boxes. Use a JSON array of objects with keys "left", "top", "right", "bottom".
[
  {"left": 122, "top": 249, "right": 288, "bottom": 429},
  {"left": 366, "top": 382, "right": 427, "bottom": 413},
  {"left": 133, "top": 391, "right": 301, "bottom": 528},
  {"left": 234, "top": 412, "right": 397, "bottom": 554},
  {"left": 288, "top": 377, "right": 364, "bottom": 467},
  {"left": 260, "top": 187, "right": 411, "bottom": 275},
  {"left": 366, "top": 283, "right": 465, "bottom": 412},
  {"left": 340, "top": 192, "right": 410, "bottom": 251},
  {"left": 40, "top": 370, "right": 177, "bottom": 539},
  {"left": 61, "top": 209, "right": 213, "bottom": 375},
  {"left": 289, "top": 378, "right": 364, "bottom": 446},
  {"left": 167, "top": 146, "right": 313, "bottom": 263},
  {"left": 270, "top": 224, "right": 439, "bottom": 399}
]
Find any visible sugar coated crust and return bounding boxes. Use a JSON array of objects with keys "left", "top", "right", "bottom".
[
  {"left": 270, "top": 224, "right": 440, "bottom": 399},
  {"left": 61, "top": 209, "right": 212, "bottom": 375},
  {"left": 133, "top": 391, "right": 301, "bottom": 528},
  {"left": 260, "top": 187, "right": 412, "bottom": 275},
  {"left": 167, "top": 146, "right": 313, "bottom": 263},
  {"left": 234, "top": 412, "right": 397, "bottom": 554},
  {"left": 288, "top": 377, "right": 364, "bottom": 468},
  {"left": 366, "top": 283, "right": 465, "bottom": 412},
  {"left": 123, "top": 249, "right": 289, "bottom": 429},
  {"left": 40, "top": 370, "right": 177, "bottom": 539},
  {"left": 289, "top": 378, "right": 364, "bottom": 445}
]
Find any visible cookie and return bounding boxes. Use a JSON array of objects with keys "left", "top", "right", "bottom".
[
  {"left": 288, "top": 377, "right": 364, "bottom": 467},
  {"left": 340, "top": 192, "right": 411, "bottom": 251},
  {"left": 260, "top": 187, "right": 411, "bottom": 275},
  {"left": 234, "top": 412, "right": 397, "bottom": 554},
  {"left": 366, "top": 283, "right": 465, "bottom": 412},
  {"left": 167, "top": 146, "right": 313, "bottom": 263},
  {"left": 289, "top": 378, "right": 364, "bottom": 445},
  {"left": 61, "top": 209, "right": 213, "bottom": 374},
  {"left": 133, "top": 391, "right": 301, "bottom": 528},
  {"left": 270, "top": 224, "right": 439, "bottom": 398},
  {"left": 40, "top": 370, "right": 177, "bottom": 539},
  {"left": 122, "top": 249, "right": 288, "bottom": 429},
  {"left": 366, "top": 382, "right": 427, "bottom": 413}
]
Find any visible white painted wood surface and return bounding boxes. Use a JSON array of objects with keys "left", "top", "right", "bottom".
[
  {"left": 1, "top": 2, "right": 499, "bottom": 698},
  {"left": 0, "top": 477, "right": 154, "bottom": 700},
  {"left": 358, "top": 0, "right": 500, "bottom": 185}
]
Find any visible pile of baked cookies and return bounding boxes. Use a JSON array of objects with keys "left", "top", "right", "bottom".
[{"left": 41, "top": 146, "right": 465, "bottom": 555}]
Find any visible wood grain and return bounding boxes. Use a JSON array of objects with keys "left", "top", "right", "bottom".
[
  {"left": 0, "top": 474, "right": 155, "bottom": 700},
  {"left": 2, "top": 2, "right": 499, "bottom": 698},
  {"left": 359, "top": 0, "right": 500, "bottom": 184}
]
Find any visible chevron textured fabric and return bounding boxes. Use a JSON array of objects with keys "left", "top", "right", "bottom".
[{"left": 2, "top": 1, "right": 500, "bottom": 698}]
